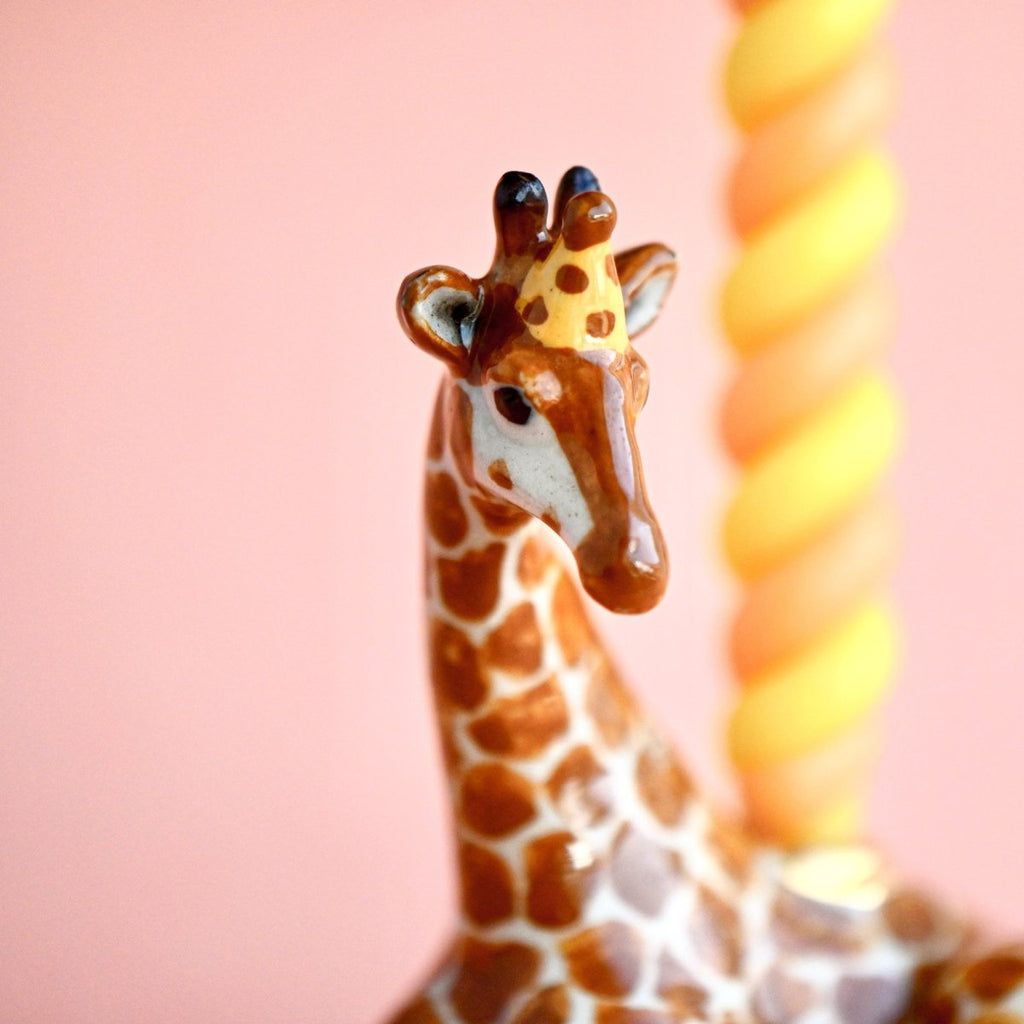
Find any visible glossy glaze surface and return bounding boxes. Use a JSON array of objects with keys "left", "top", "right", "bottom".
[{"left": 384, "top": 168, "right": 1003, "bottom": 1024}]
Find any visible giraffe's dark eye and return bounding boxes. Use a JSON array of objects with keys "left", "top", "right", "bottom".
[{"left": 494, "top": 386, "right": 533, "bottom": 426}]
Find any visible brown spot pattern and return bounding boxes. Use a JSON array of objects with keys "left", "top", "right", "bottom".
[
  {"left": 458, "top": 842, "right": 514, "bottom": 926},
  {"left": 586, "top": 311, "right": 616, "bottom": 338},
  {"left": 920, "top": 994, "right": 956, "bottom": 1024},
  {"left": 472, "top": 495, "right": 528, "bottom": 535},
  {"left": 451, "top": 938, "right": 541, "bottom": 1024},
  {"left": 835, "top": 975, "right": 907, "bottom": 1024},
  {"left": 541, "top": 510, "right": 562, "bottom": 534},
  {"left": 610, "top": 824, "right": 681, "bottom": 917},
  {"left": 555, "top": 264, "right": 589, "bottom": 294},
  {"left": 440, "top": 727, "right": 462, "bottom": 773},
  {"left": 525, "top": 831, "right": 599, "bottom": 928},
  {"left": 469, "top": 679, "right": 568, "bottom": 759},
  {"left": 389, "top": 997, "right": 443, "bottom": 1024},
  {"left": 430, "top": 620, "right": 488, "bottom": 710},
  {"left": 884, "top": 890, "right": 942, "bottom": 943},
  {"left": 705, "top": 814, "right": 754, "bottom": 883},
  {"left": 488, "top": 459, "right": 513, "bottom": 490},
  {"left": 518, "top": 535, "right": 554, "bottom": 588},
  {"left": 561, "top": 922, "right": 643, "bottom": 998},
  {"left": 752, "top": 967, "right": 816, "bottom": 1024},
  {"left": 546, "top": 745, "right": 612, "bottom": 827},
  {"left": 690, "top": 885, "right": 742, "bottom": 976},
  {"left": 425, "top": 471, "right": 469, "bottom": 547},
  {"left": 437, "top": 543, "right": 506, "bottom": 620},
  {"left": 552, "top": 571, "right": 593, "bottom": 665},
  {"left": 636, "top": 743, "right": 692, "bottom": 827},
  {"left": 480, "top": 603, "right": 544, "bottom": 675},
  {"left": 964, "top": 949, "right": 1024, "bottom": 1001},
  {"left": 586, "top": 659, "right": 635, "bottom": 749},
  {"left": 595, "top": 1008, "right": 677, "bottom": 1024},
  {"left": 461, "top": 763, "right": 536, "bottom": 837},
  {"left": 426, "top": 389, "right": 445, "bottom": 461},
  {"left": 605, "top": 254, "right": 619, "bottom": 282},
  {"left": 511, "top": 986, "right": 570, "bottom": 1024},
  {"left": 523, "top": 296, "right": 549, "bottom": 326},
  {"left": 657, "top": 951, "right": 708, "bottom": 1017}
]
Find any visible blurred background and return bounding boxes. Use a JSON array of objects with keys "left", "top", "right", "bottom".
[{"left": 3, "top": 2, "right": 1023, "bottom": 1021}]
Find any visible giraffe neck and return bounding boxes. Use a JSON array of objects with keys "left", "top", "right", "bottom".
[{"left": 422, "top": 379, "right": 718, "bottom": 933}]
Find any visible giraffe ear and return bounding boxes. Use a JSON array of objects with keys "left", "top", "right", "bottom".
[
  {"left": 615, "top": 244, "right": 677, "bottom": 340},
  {"left": 397, "top": 266, "right": 481, "bottom": 372}
]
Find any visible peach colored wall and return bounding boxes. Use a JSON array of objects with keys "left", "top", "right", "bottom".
[{"left": 2, "top": 2, "right": 1023, "bottom": 1021}]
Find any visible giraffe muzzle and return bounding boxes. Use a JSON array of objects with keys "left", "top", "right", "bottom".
[{"left": 574, "top": 506, "right": 669, "bottom": 615}]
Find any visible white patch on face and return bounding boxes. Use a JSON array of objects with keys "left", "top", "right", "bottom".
[{"left": 460, "top": 380, "right": 594, "bottom": 547}]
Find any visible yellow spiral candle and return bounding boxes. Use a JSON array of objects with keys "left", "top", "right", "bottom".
[{"left": 720, "top": 0, "right": 901, "bottom": 846}]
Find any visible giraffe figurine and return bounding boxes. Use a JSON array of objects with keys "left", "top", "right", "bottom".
[{"left": 387, "top": 167, "right": 1024, "bottom": 1024}]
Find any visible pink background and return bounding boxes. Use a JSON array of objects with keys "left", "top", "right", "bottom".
[{"left": 3, "top": 3, "right": 1023, "bottom": 1021}]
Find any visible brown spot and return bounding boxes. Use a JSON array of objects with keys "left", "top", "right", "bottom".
[
  {"left": 636, "top": 742, "right": 693, "bottom": 827},
  {"left": 605, "top": 254, "right": 619, "bottom": 283},
  {"left": 470, "top": 679, "right": 568, "bottom": 759},
  {"left": 586, "top": 310, "right": 616, "bottom": 338},
  {"left": 552, "top": 571, "right": 593, "bottom": 665},
  {"left": 480, "top": 603, "right": 544, "bottom": 676},
  {"left": 472, "top": 494, "right": 529, "bottom": 535},
  {"left": 388, "top": 996, "right": 443, "bottom": 1024},
  {"left": 451, "top": 937, "right": 541, "bottom": 1024},
  {"left": 752, "top": 967, "right": 816, "bottom": 1024},
  {"left": 461, "top": 763, "right": 536, "bottom": 837},
  {"left": 690, "top": 885, "right": 741, "bottom": 976},
  {"left": 562, "top": 193, "right": 616, "bottom": 252},
  {"left": 437, "top": 543, "right": 506, "bottom": 620},
  {"left": 439, "top": 727, "right": 462, "bottom": 772},
  {"left": 541, "top": 510, "right": 562, "bottom": 534},
  {"left": 426, "top": 389, "right": 445, "bottom": 461},
  {"left": 525, "top": 831, "right": 600, "bottom": 928},
  {"left": 595, "top": 1008, "right": 677, "bottom": 1024},
  {"left": 523, "top": 296, "right": 549, "bottom": 326},
  {"left": 487, "top": 459, "right": 514, "bottom": 490},
  {"left": 546, "top": 745, "right": 612, "bottom": 827},
  {"left": 586, "top": 658, "right": 635, "bottom": 748},
  {"left": 425, "top": 471, "right": 469, "bottom": 547},
  {"left": 964, "top": 949, "right": 1024, "bottom": 1001},
  {"left": 919, "top": 994, "right": 956, "bottom": 1024},
  {"left": 518, "top": 534, "right": 555, "bottom": 588},
  {"left": 705, "top": 814, "right": 755, "bottom": 884},
  {"left": 610, "top": 824, "right": 681, "bottom": 916},
  {"left": 769, "top": 893, "right": 864, "bottom": 955},
  {"left": 909, "top": 962, "right": 948, "bottom": 1016},
  {"left": 458, "top": 842, "right": 514, "bottom": 926},
  {"left": 836, "top": 975, "right": 907, "bottom": 1024},
  {"left": 657, "top": 951, "right": 708, "bottom": 1016},
  {"left": 884, "top": 890, "right": 942, "bottom": 943},
  {"left": 430, "top": 620, "right": 488, "bottom": 710},
  {"left": 511, "top": 985, "right": 570, "bottom": 1024},
  {"left": 555, "top": 264, "right": 589, "bottom": 294},
  {"left": 561, "top": 922, "right": 643, "bottom": 997}
]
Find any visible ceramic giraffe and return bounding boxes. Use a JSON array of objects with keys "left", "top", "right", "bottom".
[{"left": 387, "top": 167, "right": 1024, "bottom": 1024}]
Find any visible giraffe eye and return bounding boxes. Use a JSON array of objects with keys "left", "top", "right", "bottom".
[{"left": 494, "top": 386, "right": 533, "bottom": 426}]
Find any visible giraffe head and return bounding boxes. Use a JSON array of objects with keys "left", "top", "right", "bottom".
[{"left": 398, "top": 167, "right": 677, "bottom": 614}]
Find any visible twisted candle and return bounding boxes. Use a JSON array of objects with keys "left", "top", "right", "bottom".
[{"left": 720, "top": 0, "right": 900, "bottom": 845}]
